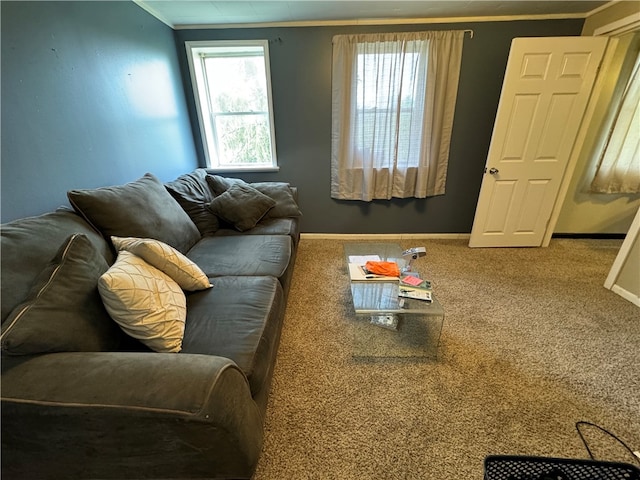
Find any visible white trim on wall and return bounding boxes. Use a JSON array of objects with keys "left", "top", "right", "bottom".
[
  {"left": 587, "top": 1, "right": 622, "bottom": 18},
  {"left": 173, "top": 14, "right": 588, "bottom": 30},
  {"left": 610, "top": 284, "right": 640, "bottom": 307},
  {"left": 132, "top": 0, "right": 174, "bottom": 28},
  {"left": 594, "top": 12, "right": 640, "bottom": 36},
  {"left": 604, "top": 206, "right": 640, "bottom": 307},
  {"left": 301, "top": 233, "right": 471, "bottom": 241}
]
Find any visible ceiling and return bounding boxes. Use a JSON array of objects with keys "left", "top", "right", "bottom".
[{"left": 135, "top": 0, "right": 612, "bottom": 29}]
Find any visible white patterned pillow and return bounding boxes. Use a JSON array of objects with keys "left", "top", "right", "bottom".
[
  {"left": 98, "top": 251, "right": 186, "bottom": 353},
  {"left": 111, "top": 236, "right": 212, "bottom": 291}
]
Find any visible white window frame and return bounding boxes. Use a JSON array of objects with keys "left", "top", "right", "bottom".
[{"left": 185, "top": 40, "right": 278, "bottom": 172}]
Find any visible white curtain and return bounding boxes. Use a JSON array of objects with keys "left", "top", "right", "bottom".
[
  {"left": 331, "top": 30, "right": 464, "bottom": 201},
  {"left": 591, "top": 50, "right": 640, "bottom": 194}
]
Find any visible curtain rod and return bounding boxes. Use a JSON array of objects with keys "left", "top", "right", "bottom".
[{"left": 464, "top": 29, "right": 474, "bottom": 38}]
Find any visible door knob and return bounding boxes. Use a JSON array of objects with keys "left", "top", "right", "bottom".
[{"left": 488, "top": 167, "right": 499, "bottom": 175}]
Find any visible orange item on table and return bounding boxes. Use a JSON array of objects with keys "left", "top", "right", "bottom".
[{"left": 364, "top": 261, "right": 400, "bottom": 277}]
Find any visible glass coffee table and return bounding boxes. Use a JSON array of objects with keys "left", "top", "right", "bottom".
[{"left": 344, "top": 243, "right": 444, "bottom": 359}]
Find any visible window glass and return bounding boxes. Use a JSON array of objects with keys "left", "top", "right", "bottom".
[{"left": 186, "top": 41, "right": 278, "bottom": 171}]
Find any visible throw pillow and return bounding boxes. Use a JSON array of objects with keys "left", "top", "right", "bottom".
[
  {"left": 205, "top": 175, "right": 244, "bottom": 196},
  {"left": 251, "top": 182, "right": 302, "bottom": 219},
  {"left": 205, "top": 175, "right": 301, "bottom": 219},
  {"left": 205, "top": 183, "right": 276, "bottom": 232},
  {"left": 111, "top": 236, "right": 212, "bottom": 291},
  {"left": 98, "top": 251, "right": 186, "bottom": 353},
  {"left": 165, "top": 169, "right": 220, "bottom": 236},
  {"left": 1, "top": 234, "right": 121, "bottom": 355},
  {"left": 67, "top": 173, "right": 201, "bottom": 254}
]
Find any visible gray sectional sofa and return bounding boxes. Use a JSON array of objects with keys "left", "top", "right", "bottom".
[{"left": 0, "top": 169, "right": 300, "bottom": 479}]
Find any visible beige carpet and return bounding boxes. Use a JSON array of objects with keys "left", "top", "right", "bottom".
[{"left": 253, "top": 238, "right": 640, "bottom": 479}]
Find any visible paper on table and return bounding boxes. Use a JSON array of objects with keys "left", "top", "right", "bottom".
[
  {"left": 400, "top": 275, "right": 425, "bottom": 286},
  {"left": 348, "top": 255, "right": 381, "bottom": 264}
]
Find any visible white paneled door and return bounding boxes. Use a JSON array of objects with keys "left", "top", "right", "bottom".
[{"left": 469, "top": 37, "right": 608, "bottom": 247}]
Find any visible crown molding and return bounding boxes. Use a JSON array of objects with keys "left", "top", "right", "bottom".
[
  {"left": 593, "top": 11, "right": 640, "bottom": 35},
  {"left": 587, "top": 1, "right": 623, "bottom": 18},
  {"left": 133, "top": 0, "right": 175, "bottom": 29},
  {"left": 172, "top": 13, "right": 588, "bottom": 30}
]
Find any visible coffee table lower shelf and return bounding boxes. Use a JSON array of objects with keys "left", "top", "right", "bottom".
[{"left": 350, "top": 310, "right": 444, "bottom": 359}]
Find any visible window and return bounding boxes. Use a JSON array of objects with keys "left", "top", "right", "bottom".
[
  {"left": 186, "top": 40, "right": 278, "bottom": 171},
  {"left": 355, "top": 47, "right": 427, "bottom": 170},
  {"left": 590, "top": 47, "right": 640, "bottom": 194},
  {"left": 331, "top": 31, "right": 464, "bottom": 201}
]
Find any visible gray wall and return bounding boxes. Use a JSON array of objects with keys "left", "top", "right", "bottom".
[
  {"left": 1, "top": 1, "right": 199, "bottom": 222},
  {"left": 176, "top": 20, "right": 584, "bottom": 234},
  {"left": 1, "top": 2, "right": 584, "bottom": 233}
]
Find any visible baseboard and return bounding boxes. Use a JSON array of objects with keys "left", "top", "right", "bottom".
[
  {"left": 552, "top": 233, "right": 626, "bottom": 239},
  {"left": 300, "top": 233, "right": 471, "bottom": 240},
  {"left": 610, "top": 284, "right": 640, "bottom": 307},
  {"left": 300, "top": 233, "right": 622, "bottom": 242}
]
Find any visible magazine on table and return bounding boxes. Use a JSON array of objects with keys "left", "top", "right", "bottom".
[
  {"left": 398, "top": 275, "right": 433, "bottom": 302},
  {"left": 398, "top": 285, "right": 432, "bottom": 302}
]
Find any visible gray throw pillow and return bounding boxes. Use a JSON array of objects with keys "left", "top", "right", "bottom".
[
  {"left": 0, "top": 234, "right": 122, "bottom": 355},
  {"left": 205, "top": 175, "right": 244, "bottom": 196},
  {"left": 205, "top": 175, "right": 302, "bottom": 219},
  {"left": 206, "top": 183, "right": 276, "bottom": 231},
  {"left": 165, "top": 169, "right": 220, "bottom": 236},
  {"left": 68, "top": 173, "right": 201, "bottom": 254},
  {"left": 251, "top": 182, "right": 302, "bottom": 219}
]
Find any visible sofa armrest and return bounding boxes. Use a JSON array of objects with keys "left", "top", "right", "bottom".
[{"left": 1, "top": 352, "right": 264, "bottom": 479}]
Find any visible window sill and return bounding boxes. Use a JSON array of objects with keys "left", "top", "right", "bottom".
[{"left": 206, "top": 166, "right": 280, "bottom": 174}]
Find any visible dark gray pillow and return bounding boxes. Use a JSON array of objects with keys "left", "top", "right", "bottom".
[
  {"left": 68, "top": 173, "right": 201, "bottom": 253},
  {"left": 251, "top": 182, "right": 302, "bottom": 219},
  {"left": 205, "top": 174, "right": 244, "bottom": 196},
  {"left": 206, "top": 183, "right": 276, "bottom": 232},
  {"left": 0, "top": 210, "right": 114, "bottom": 323},
  {"left": 0, "top": 234, "right": 122, "bottom": 355},
  {"left": 205, "top": 175, "right": 301, "bottom": 219},
  {"left": 165, "top": 169, "right": 220, "bottom": 236}
]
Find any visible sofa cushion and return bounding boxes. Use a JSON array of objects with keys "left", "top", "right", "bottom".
[
  {"left": 186, "top": 235, "right": 292, "bottom": 279},
  {"left": 112, "top": 236, "right": 212, "bottom": 291},
  {"left": 206, "top": 175, "right": 301, "bottom": 219},
  {"left": 68, "top": 173, "right": 201, "bottom": 254},
  {"left": 206, "top": 183, "right": 275, "bottom": 232},
  {"left": 99, "top": 251, "right": 186, "bottom": 353},
  {"left": 165, "top": 169, "right": 220, "bottom": 236},
  {"left": 214, "top": 217, "right": 300, "bottom": 244},
  {"left": 182, "top": 275, "right": 284, "bottom": 398},
  {"left": 1, "top": 210, "right": 113, "bottom": 323},
  {"left": 1, "top": 234, "right": 121, "bottom": 355}
]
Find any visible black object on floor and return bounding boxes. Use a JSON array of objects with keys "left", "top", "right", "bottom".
[{"left": 484, "top": 455, "right": 640, "bottom": 480}]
